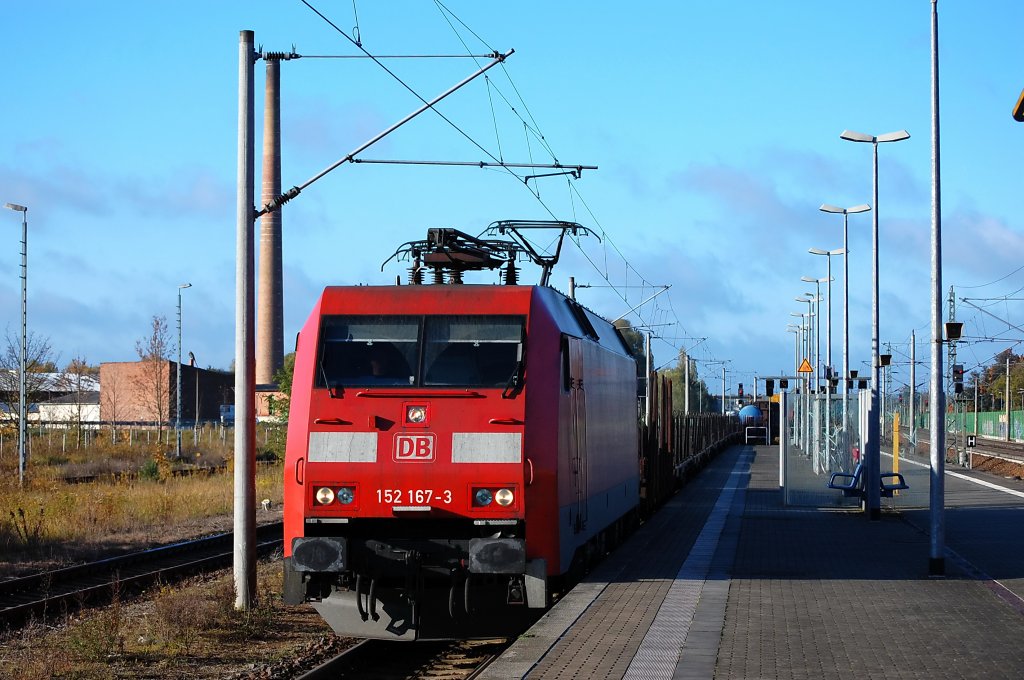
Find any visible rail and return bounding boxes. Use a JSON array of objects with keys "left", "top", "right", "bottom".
[
  {"left": 296, "top": 637, "right": 510, "bottom": 680},
  {"left": 0, "top": 521, "right": 283, "bottom": 630}
]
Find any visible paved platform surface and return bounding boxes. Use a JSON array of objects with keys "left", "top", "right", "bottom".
[{"left": 481, "top": 443, "right": 1024, "bottom": 679}]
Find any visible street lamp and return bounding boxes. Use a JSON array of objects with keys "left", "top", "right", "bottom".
[
  {"left": 802, "top": 276, "right": 827, "bottom": 466},
  {"left": 722, "top": 364, "right": 727, "bottom": 414},
  {"left": 786, "top": 324, "right": 800, "bottom": 375},
  {"left": 806, "top": 253, "right": 842, "bottom": 383},
  {"left": 792, "top": 306, "right": 814, "bottom": 452},
  {"left": 176, "top": 283, "right": 192, "bottom": 458},
  {"left": 819, "top": 203, "right": 871, "bottom": 465},
  {"left": 4, "top": 202, "right": 28, "bottom": 486},
  {"left": 840, "top": 128, "right": 910, "bottom": 520},
  {"left": 800, "top": 282, "right": 828, "bottom": 388}
]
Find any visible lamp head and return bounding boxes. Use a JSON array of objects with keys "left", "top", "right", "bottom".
[
  {"left": 4, "top": 203, "right": 27, "bottom": 212},
  {"left": 820, "top": 203, "right": 872, "bottom": 215},
  {"left": 840, "top": 129, "right": 873, "bottom": 143},
  {"left": 877, "top": 130, "right": 910, "bottom": 143}
]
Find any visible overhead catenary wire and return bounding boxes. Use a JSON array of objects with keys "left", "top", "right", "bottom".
[
  {"left": 257, "top": 47, "right": 514, "bottom": 215},
  {"left": 296, "top": 1, "right": 529, "bottom": 185},
  {"left": 429, "top": 0, "right": 684, "bottom": 340},
  {"left": 297, "top": 0, "right": 712, "bottom": 370}
]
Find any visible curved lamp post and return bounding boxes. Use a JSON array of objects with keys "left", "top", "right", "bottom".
[
  {"left": 807, "top": 262, "right": 840, "bottom": 468},
  {"left": 840, "top": 128, "right": 909, "bottom": 520},
  {"left": 794, "top": 301, "right": 815, "bottom": 453},
  {"left": 4, "top": 202, "right": 28, "bottom": 486},
  {"left": 176, "top": 283, "right": 192, "bottom": 458},
  {"left": 819, "top": 204, "right": 870, "bottom": 464}
]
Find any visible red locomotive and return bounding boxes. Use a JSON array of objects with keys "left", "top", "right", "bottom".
[{"left": 282, "top": 223, "right": 735, "bottom": 639}]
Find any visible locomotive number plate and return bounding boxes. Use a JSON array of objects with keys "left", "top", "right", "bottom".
[{"left": 376, "top": 488, "right": 453, "bottom": 505}]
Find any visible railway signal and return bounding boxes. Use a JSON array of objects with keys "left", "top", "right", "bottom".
[{"left": 952, "top": 363, "right": 964, "bottom": 394}]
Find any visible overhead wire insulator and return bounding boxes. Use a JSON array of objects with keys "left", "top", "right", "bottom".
[
  {"left": 409, "top": 258, "right": 423, "bottom": 286},
  {"left": 504, "top": 259, "right": 519, "bottom": 286},
  {"left": 432, "top": 268, "right": 446, "bottom": 285},
  {"left": 449, "top": 270, "right": 464, "bottom": 285}
]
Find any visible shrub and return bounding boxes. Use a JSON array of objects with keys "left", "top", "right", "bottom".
[
  {"left": 9, "top": 507, "right": 45, "bottom": 547},
  {"left": 139, "top": 458, "right": 160, "bottom": 481},
  {"left": 68, "top": 595, "right": 125, "bottom": 661},
  {"left": 152, "top": 585, "right": 219, "bottom": 655}
]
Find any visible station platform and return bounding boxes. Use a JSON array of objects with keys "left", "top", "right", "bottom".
[{"left": 481, "top": 443, "right": 1024, "bottom": 679}]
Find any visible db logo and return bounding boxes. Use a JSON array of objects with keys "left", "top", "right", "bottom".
[{"left": 394, "top": 433, "right": 436, "bottom": 462}]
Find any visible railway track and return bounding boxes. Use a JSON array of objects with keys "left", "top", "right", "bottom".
[
  {"left": 0, "top": 521, "right": 283, "bottom": 631},
  {"left": 297, "top": 637, "right": 512, "bottom": 680},
  {"left": 904, "top": 429, "right": 1024, "bottom": 463}
]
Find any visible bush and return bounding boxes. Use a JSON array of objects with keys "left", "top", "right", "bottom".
[
  {"left": 152, "top": 585, "right": 219, "bottom": 655},
  {"left": 68, "top": 595, "right": 124, "bottom": 661},
  {"left": 9, "top": 507, "right": 45, "bottom": 547},
  {"left": 210, "top": 577, "right": 277, "bottom": 640},
  {"left": 139, "top": 458, "right": 160, "bottom": 481}
]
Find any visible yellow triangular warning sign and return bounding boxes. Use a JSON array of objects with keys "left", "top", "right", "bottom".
[{"left": 797, "top": 358, "right": 813, "bottom": 373}]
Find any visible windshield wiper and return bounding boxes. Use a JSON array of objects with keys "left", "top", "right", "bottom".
[{"left": 502, "top": 360, "right": 524, "bottom": 399}]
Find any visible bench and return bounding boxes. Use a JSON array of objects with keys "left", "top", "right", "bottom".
[
  {"left": 827, "top": 462, "right": 909, "bottom": 499},
  {"left": 879, "top": 471, "right": 910, "bottom": 497}
]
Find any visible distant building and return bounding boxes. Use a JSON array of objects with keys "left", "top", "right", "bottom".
[
  {"left": 0, "top": 371, "right": 100, "bottom": 424},
  {"left": 37, "top": 391, "right": 101, "bottom": 427},
  {"left": 99, "top": 361, "right": 234, "bottom": 425}
]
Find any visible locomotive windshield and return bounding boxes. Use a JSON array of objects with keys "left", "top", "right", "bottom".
[{"left": 316, "top": 314, "right": 524, "bottom": 389}]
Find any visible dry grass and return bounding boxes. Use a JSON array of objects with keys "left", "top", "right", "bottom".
[
  {"left": 0, "top": 425, "right": 305, "bottom": 678},
  {"left": 0, "top": 562, "right": 338, "bottom": 680},
  {"left": 0, "top": 427, "right": 284, "bottom": 571}
]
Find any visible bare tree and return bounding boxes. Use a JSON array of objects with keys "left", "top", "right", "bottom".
[
  {"left": 102, "top": 366, "right": 125, "bottom": 440},
  {"left": 135, "top": 316, "right": 171, "bottom": 432},
  {"left": 55, "top": 356, "right": 98, "bottom": 449},
  {"left": 0, "top": 329, "right": 58, "bottom": 455}
]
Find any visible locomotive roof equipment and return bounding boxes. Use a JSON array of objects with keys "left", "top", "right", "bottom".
[{"left": 383, "top": 220, "right": 597, "bottom": 286}]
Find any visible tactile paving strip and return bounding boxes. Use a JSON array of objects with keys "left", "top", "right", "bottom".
[{"left": 622, "top": 449, "right": 751, "bottom": 679}]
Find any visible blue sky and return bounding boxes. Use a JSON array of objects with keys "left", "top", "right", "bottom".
[{"left": 3, "top": 1, "right": 1023, "bottom": 395}]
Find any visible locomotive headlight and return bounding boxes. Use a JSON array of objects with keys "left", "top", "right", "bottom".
[
  {"left": 495, "top": 488, "right": 514, "bottom": 506},
  {"left": 314, "top": 487, "right": 335, "bottom": 505},
  {"left": 406, "top": 405, "right": 427, "bottom": 424},
  {"left": 474, "top": 488, "right": 493, "bottom": 506},
  {"left": 337, "top": 487, "right": 355, "bottom": 505}
]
